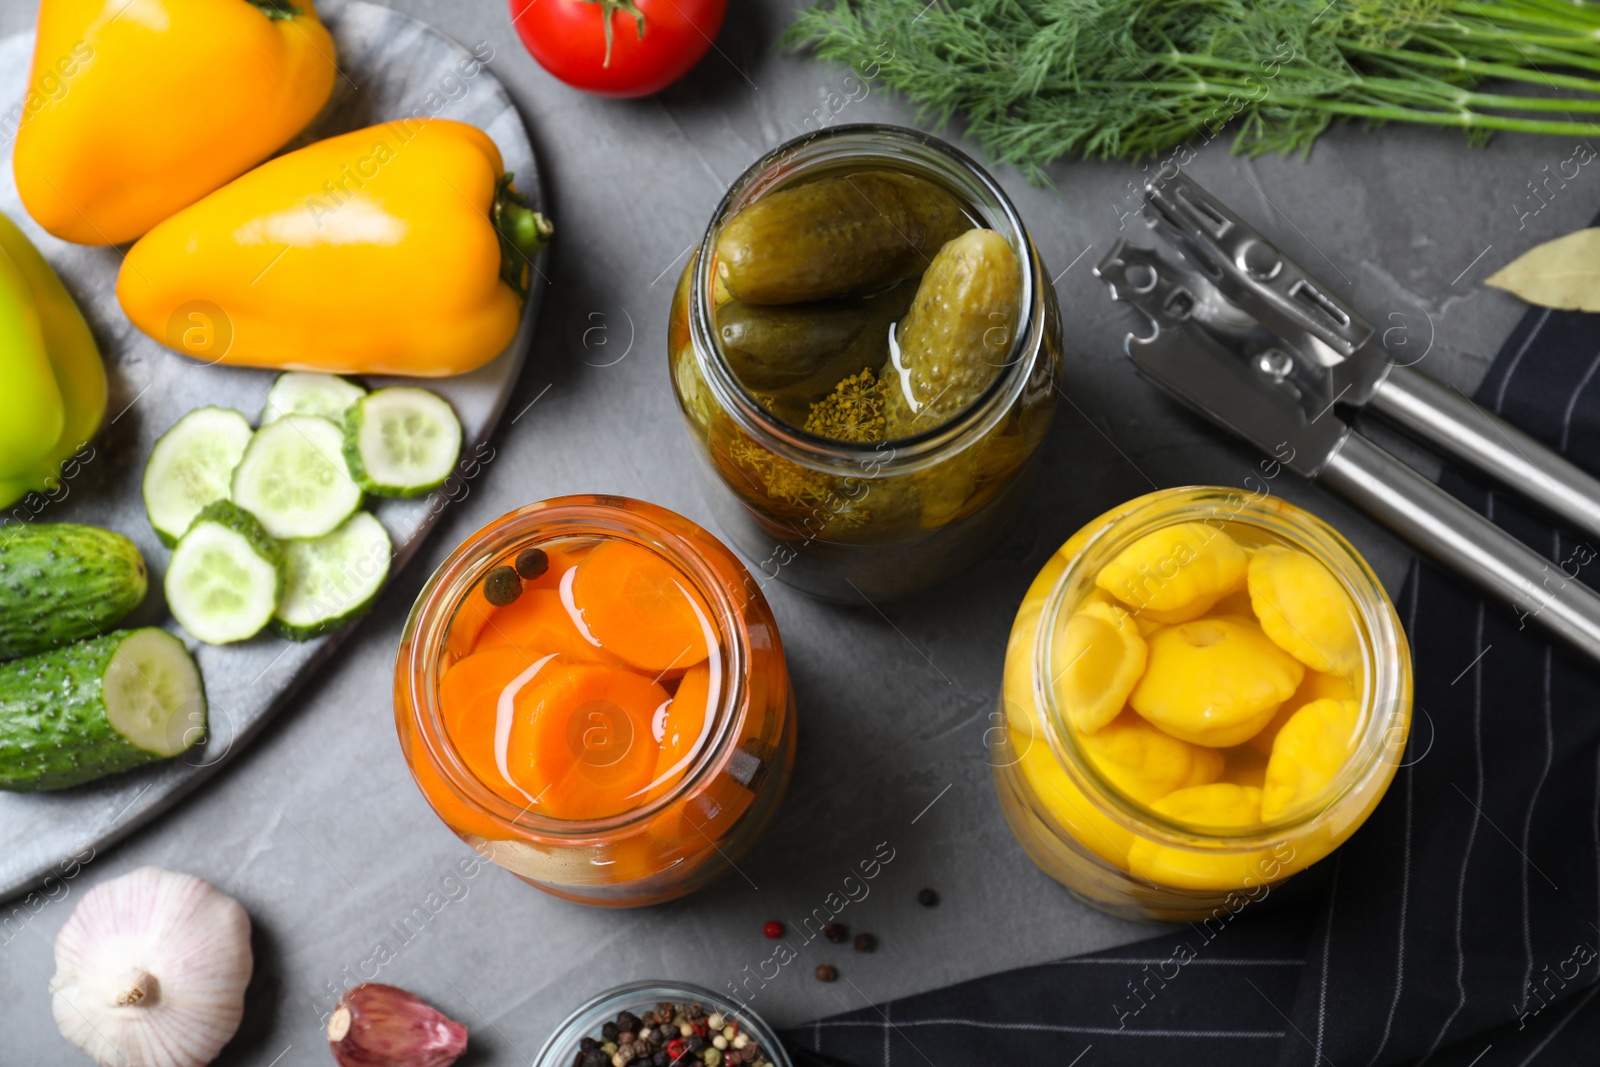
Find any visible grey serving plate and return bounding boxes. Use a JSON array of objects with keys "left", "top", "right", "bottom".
[{"left": 0, "top": 0, "right": 545, "bottom": 900}]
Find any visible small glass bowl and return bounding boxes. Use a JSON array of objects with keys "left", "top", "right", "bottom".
[{"left": 532, "top": 980, "right": 794, "bottom": 1067}]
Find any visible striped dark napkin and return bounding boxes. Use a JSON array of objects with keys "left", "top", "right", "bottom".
[{"left": 784, "top": 302, "right": 1600, "bottom": 1066}]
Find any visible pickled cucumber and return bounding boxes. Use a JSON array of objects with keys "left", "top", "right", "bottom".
[
  {"left": 882, "top": 229, "right": 1022, "bottom": 439},
  {"left": 715, "top": 171, "right": 969, "bottom": 304},
  {"left": 718, "top": 280, "right": 917, "bottom": 398}
]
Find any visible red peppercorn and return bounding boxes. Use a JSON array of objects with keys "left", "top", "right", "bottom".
[
  {"left": 762, "top": 920, "right": 784, "bottom": 939},
  {"left": 692, "top": 1022, "right": 709, "bottom": 1037},
  {"left": 667, "top": 1038, "right": 687, "bottom": 1058}
]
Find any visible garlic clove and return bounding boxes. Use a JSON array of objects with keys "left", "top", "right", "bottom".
[
  {"left": 327, "top": 983, "right": 468, "bottom": 1067},
  {"left": 50, "top": 866, "right": 252, "bottom": 1067}
]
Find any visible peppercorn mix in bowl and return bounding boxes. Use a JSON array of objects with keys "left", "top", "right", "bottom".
[
  {"left": 396, "top": 497, "right": 795, "bottom": 907},
  {"left": 535, "top": 982, "right": 791, "bottom": 1067},
  {"left": 993, "top": 488, "right": 1411, "bottom": 921}
]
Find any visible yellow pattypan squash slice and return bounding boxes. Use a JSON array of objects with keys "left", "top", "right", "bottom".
[
  {"left": 1001, "top": 555, "right": 1067, "bottom": 740},
  {"left": 1017, "top": 727, "right": 1135, "bottom": 869},
  {"left": 1054, "top": 599, "right": 1148, "bottom": 734},
  {"left": 1078, "top": 709, "right": 1224, "bottom": 806},
  {"left": 1249, "top": 669, "right": 1357, "bottom": 755},
  {"left": 1247, "top": 545, "right": 1361, "bottom": 675},
  {"left": 1128, "top": 783, "right": 1272, "bottom": 890},
  {"left": 1130, "top": 616, "right": 1304, "bottom": 747},
  {"left": 1096, "top": 522, "right": 1248, "bottom": 625},
  {"left": 1261, "top": 697, "right": 1361, "bottom": 820}
]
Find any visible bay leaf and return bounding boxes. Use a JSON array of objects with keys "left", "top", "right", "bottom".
[{"left": 1486, "top": 228, "right": 1600, "bottom": 311}]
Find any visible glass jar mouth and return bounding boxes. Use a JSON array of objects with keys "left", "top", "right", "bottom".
[
  {"left": 1033, "top": 486, "right": 1411, "bottom": 850},
  {"left": 399, "top": 496, "right": 751, "bottom": 839},
  {"left": 688, "top": 122, "right": 1043, "bottom": 475},
  {"left": 531, "top": 980, "right": 793, "bottom": 1067}
]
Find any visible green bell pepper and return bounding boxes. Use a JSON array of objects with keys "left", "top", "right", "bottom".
[{"left": 0, "top": 213, "right": 105, "bottom": 508}]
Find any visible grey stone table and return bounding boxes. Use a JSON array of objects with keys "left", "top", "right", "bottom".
[{"left": 0, "top": 1, "right": 1589, "bottom": 1062}]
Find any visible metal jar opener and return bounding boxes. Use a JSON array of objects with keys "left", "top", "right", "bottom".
[{"left": 1095, "top": 169, "right": 1600, "bottom": 662}]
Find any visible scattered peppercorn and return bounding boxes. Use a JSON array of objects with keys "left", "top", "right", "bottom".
[
  {"left": 571, "top": 1002, "right": 774, "bottom": 1067},
  {"left": 823, "top": 922, "right": 848, "bottom": 943},
  {"left": 814, "top": 964, "right": 838, "bottom": 982},
  {"left": 515, "top": 547, "right": 549, "bottom": 580},
  {"left": 483, "top": 564, "right": 522, "bottom": 606},
  {"left": 853, "top": 932, "right": 877, "bottom": 953},
  {"left": 918, "top": 888, "right": 940, "bottom": 907},
  {"left": 762, "top": 920, "right": 784, "bottom": 939}
]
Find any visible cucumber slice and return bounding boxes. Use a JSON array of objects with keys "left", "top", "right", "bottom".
[
  {"left": 0, "top": 627, "right": 206, "bottom": 792},
  {"left": 142, "top": 406, "right": 253, "bottom": 547},
  {"left": 230, "top": 414, "right": 362, "bottom": 539},
  {"left": 165, "top": 500, "right": 283, "bottom": 645},
  {"left": 102, "top": 629, "right": 206, "bottom": 757},
  {"left": 344, "top": 387, "right": 462, "bottom": 498},
  {"left": 261, "top": 372, "right": 367, "bottom": 425},
  {"left": 272, "top": 511, "right": 392, "bottom": 641}
]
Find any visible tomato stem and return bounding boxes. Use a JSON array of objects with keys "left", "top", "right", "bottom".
[
  {"left": 493, "top": 174, "right": 553, "bottom": 301},
  {"left": 576, "top": 0, "right": 647, "bottom": 68}
]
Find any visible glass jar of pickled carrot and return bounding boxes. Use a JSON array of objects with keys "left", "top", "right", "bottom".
[
  {"left": 993, "top": 487, "right": 1411, "bottom": 922},
  {"left": 395, "top": 496, "right": 795, "bottom": 907},
  {"left": 669, "top": 124, "right": 1062, "bottom": 603}
]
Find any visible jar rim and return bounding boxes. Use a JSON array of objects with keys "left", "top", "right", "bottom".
[
  {"left": 530, "top": 980, "right": 793, "bottom": 1067},
  {"left": 687, "top": 122, "right": 1045, "bottom": 476},
  {"left": 1032, "top": 486, "right": 1412, "bottom": 850},
  {"left": 398, "top": 495, "right": 753, "bottom": 839}
]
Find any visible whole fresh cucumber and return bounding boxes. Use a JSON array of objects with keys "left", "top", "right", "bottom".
[
  {"left": 715, "top": 171, "right": 970, "bottom": 304},
  {"left": 883, "top": 228, "right": 1022, "bottom": 439},
  {"left": 0, "top": 523, "right": 148, "bottom": 659},
  {"left": 0, "top": 627, "right": 205, "bottom": 792},
  {"left": 717, "top": 279, "right": 918, "bottom": 397}
]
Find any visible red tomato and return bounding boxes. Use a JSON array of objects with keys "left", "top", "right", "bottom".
[{"left": 509, "top": 0, "right": 729, "bottom": 98}]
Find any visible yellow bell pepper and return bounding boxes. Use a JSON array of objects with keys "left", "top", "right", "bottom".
[
  {"left": 115, "top": 120, "right": 553, "bottom": 377},
  {"left": 14, "top": 0, "right": 336, "bottom": 246},
  {"left": 0, "top": 213, "right": 105, "bottom": 508},
  {"left": 1130, "top": 616, "right": 1304, "bottom": 746}
]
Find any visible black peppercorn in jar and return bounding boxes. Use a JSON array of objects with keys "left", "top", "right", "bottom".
[{"left": 669, "top": 125, "right": 1062, "bottom": 602}]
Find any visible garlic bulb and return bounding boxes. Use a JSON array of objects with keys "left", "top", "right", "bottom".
[{"left": 50, "top": 867, "right": 252, "bottom": 1067}]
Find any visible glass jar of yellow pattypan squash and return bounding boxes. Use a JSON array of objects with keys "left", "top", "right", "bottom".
[{"left": 993, "top": 487, "right": 1412, "bottom": 921}]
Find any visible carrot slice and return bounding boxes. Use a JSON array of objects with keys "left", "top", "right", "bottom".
[
  {"left": 507, "top": 660, "right": 668, "bottom": 820},
  {"left": 570, "top": 540, "right": 712, "bottom": 673},
  {"left": 438, "top": 646, "right": 551, "bottom": 806},
  {"left": 472, "top": 588, "right": 626, "bottom": 668},
  {"left": 446, "top": 585, "right": 496, "bottom": 660},
  {"left": 522, "top": 542, "right": 584, "bottom": 591},
  {"left": 647, "top": 662, "right": 715, "bottom": 800}
]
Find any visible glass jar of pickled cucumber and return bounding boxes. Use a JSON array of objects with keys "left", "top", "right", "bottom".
[
  {"left": 993, "top": 488, "right": 1411, "bottom": 921},
  {"left": 395, "top": 495, "right": 795, "bottom": 907},
  {"left": 669, "top": 124, "right": 1062, "bottom": 602}
]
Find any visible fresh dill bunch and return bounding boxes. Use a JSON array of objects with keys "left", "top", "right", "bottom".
[{"left": 785, "top": 0, "right": 1600, "bottom": 180}]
